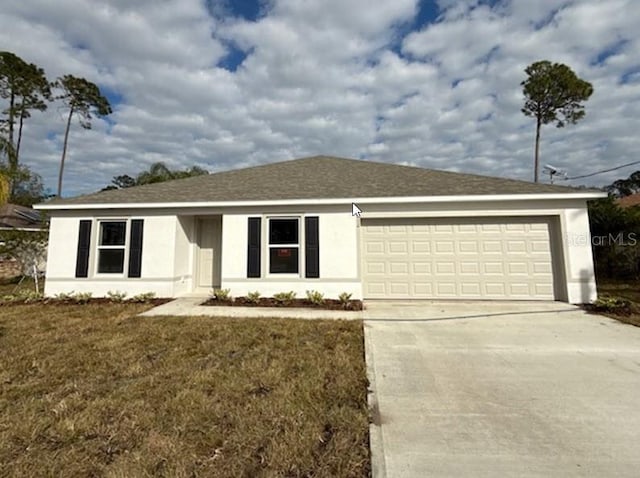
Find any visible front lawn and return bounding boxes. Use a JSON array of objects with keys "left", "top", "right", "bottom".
[{"left": 0, "top": 304, "right": 370, "bottom": 477}]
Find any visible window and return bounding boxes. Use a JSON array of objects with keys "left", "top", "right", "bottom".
[
  {"left": 97, "top": 221, "right": 126, "bottom": 273},
  {"left": 269, "top": 218, "right": 299, "bottom": 274}
]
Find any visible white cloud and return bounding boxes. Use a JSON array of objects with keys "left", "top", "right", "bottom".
[{"left": 0, "top": 0, "right": 639, "bottom": 196}]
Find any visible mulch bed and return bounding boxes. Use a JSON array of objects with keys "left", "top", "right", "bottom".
[{"left": 203, "top": 297, "right": 363, "bottom": 311}]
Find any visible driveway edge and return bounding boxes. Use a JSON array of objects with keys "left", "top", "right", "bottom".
[{"left": 364, "top": 322, "right": 387, "bottom": 478}]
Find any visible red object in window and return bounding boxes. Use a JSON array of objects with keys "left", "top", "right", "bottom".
[{"left": 277, "top": 248, "right": 291, "bottom": 257}]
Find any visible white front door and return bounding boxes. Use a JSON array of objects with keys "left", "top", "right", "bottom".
[{"left": 197, "top": 217, "right": 221, "bottom": 289}]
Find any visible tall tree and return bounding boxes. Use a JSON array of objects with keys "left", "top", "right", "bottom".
[
  {"left": 0, "top": 52, "right": 52, "bottom": 182},
  {"left": 605, "top": 170, "right": 640, "bottom": 198},
  {"left": 55, "top": 74, "right": 111, "bottom": 196},
  {"left": 521, "top": 61, "right": 593, "bottom": 182}
]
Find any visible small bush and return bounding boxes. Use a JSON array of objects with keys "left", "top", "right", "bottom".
[
  {"left": 72, "top": 292, "right": 93, "bottom": 304},
  {"left": 273, "top": 291, "right": 296, "bottom": 305},
  {"left": 130, "top": 292, "right": 156, "bottom": 303},
  {"left": 1, "top": 294, "right": 17, "bottom": 303},
  {"left": 54, "top": 291, "right": 75, "bottom": 301},
  {"left": 18, "top": 290, "right": 44, "bottom": 303},
  {"left": 305, "top": 290, "right": 325, "bottom": 305},
  {"left": 591, "top": 295, "right": 632, "bottom": 315},
  {"left": 338, "top": 292, "right": 352, "bottom": 305},
  {"left": 246, "top": 291, "right": 261, "bottom": 304},
  {"left": 107, "top": 290, "right": 128, "bottom": 302},
  {"left": 212, "top": 288, "right": 231, "bottom": 301}
]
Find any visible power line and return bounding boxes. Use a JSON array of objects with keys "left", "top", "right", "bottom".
[{"left": 565, "top": 160, "right": 640, "bottom": 180}]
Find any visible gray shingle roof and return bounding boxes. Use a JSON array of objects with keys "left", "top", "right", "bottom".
[{"left": 43, "top": 156, "right": 592, "bottom": 207}]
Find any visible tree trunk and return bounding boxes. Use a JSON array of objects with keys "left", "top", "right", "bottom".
[
  {"left": 7, "top": 90, "right": 15, "bottom": 159},
  {"left": 7, "top": 90, "right": 16, "bottom": 197},
  {"left": 58, "top": 107, "right": 74, "bottom": 197},
  {"left": 534, "top": 116, "right": 541, "bottom": 183},
  {"left": 16, "top": 108, "right": 24, "bottom": 164}
]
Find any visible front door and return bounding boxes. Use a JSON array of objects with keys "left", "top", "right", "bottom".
[{"left": 197, "top": 217, "right": 221, "bottom": 289}]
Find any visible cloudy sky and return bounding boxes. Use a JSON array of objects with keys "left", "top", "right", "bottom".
[{"left": 2, "top": 0, "right": 639, "bottom": 196}]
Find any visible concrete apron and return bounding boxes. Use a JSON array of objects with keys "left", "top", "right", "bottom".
[{"left": 362, "top": 299, "right": 580, "bottom": 321}]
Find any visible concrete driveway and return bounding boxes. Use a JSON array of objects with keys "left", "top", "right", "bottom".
[{"left": 364, "top": 301, "right": 640, "bottom": 477}]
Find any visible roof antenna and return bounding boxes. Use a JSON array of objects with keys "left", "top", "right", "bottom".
[{"left": 542, "top": 164, "right": 567, "bottom": 184}]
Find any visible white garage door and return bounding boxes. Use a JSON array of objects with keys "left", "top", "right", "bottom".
[{"left": 361, "top": 217, "right": 556, "bottom": 300}]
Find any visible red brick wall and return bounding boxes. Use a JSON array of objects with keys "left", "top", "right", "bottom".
[{"left": 0, "top": 259, "right": 22, "bottom": 279}]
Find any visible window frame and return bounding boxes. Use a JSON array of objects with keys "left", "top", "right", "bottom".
[
  {"left": 267, "top": 216, "right": 302, "bottom": 276},
  {"left": 94, "top": 219, "right": 130, "bottom": 276}
]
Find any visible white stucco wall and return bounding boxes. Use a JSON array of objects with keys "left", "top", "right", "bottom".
[
  {"left": 44, "top": 214, "right": 188, "bottom": 298},
  {"left": 221, "top": 211, "right": 361, "bottom": 299},
  {"left": 173, "top": 216, "right": 195, "bottom": 296},
  {"left": 42, "top": 196, "right": 599, "bottom": 303},
  {"left": 560, "top": 207, "right": 598, "bottom": 303}
]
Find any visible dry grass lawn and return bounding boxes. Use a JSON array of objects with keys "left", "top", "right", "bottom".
[{"left": 0, "top": 303, "right": 369, "bottom": 477}]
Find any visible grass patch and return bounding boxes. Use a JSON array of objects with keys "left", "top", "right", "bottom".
[
  {"left": 595, "top": 280, "right": 640, "bottom": 327},
  {"left": 0, "top": 304, "right": 370, "bottom": 476},
  {"left": 0, "top": 276, "right": 40, "bottom": 296}
]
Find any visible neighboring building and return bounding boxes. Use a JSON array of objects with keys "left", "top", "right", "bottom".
[
  {"left": 0, "top": 203, "right": 45, "bottom": 231},
  {"left": 617, "top": 193, "right": 640, "bottom": 208},
  {"left": 36, "top": 156, "right": 605, "bottom": 303},
  {"left": 0, "top": 203, "right": 47, "bottom": 278}
]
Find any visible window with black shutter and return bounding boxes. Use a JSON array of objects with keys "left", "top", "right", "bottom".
[
  {"left": 247, "top": 217, "right": 261, "bottom": 278},
  {"left": 75, "top": 220, "right": 92, "bottom": 278},
  {"left": 305, "top": 216, "right": 319, "bottom": 278}
]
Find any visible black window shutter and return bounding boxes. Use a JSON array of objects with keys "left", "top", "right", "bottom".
[
  {"left": 305, "top": 216, "right": 319, "bottom": 278},
  {"left": 247, "top": 217, "right": 261, "bottom": 278},
  {"left": 128, "top": 219, "right": 144, "bottom": 278},
  {"left": 75, "top": 220, "right": 92, "bottom": 278}
]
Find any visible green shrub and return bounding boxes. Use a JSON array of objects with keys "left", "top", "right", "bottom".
[
  {"left": 72, "top": 292, "right": 93, "bottom": 304},
  {"left": 212, "top": 288, "right": 231, "bottom": 301},
  {"left": 591, "top": 295, "right": 632, "bottom": 314},
  {"left": 15, "top": 289, "right": 44, "bottom": 303},
  {"left": 1, "top": 294, "right": 17, "bottom": 303},
  {"left": 107, "top": 290, "right": 127, "bottom": 302},
  {"left": 305, "top": 290, "right": 325, "bottom": 305},
  {"left": 130, "top": 292, "right": 156, "bottom": 303},
  {"left": 273, "top": 291, "right": 296, "bottom": 305},
  {"left": 338, "top": 292, "right": 352, "bottom": 304},
  {"left": 246, "top": 291, "right": 261, "bottom": 304},
  {"left": 54, "top": 291, "right": 75, "bottom": 301}
]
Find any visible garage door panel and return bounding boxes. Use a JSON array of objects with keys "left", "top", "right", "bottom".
[
  {"left": 412, "top": 241, "right": 430, "bottom": 253},
  {"left": 389, "top": 241, "right": 408, "bottom": 253},
  {"left": 365, "top": 241, "right": 385, "bottom": 254},
  {"left": 390, "top": 282, "right": 410, "bottom": 295},
  {"left": 390, "top": 261, "right": 409, "bottom": 274},
  {"left": 459, "top": 261, "right": 480, "bottom": 274},
  {"left": 461, "top": 282, "right": 481, "bottom": 295},
  {"left": 435, "top": 241, "right": 455, "bottom": 253},
  {"left": 362, "top": 217, "right": 555, "bottom": 300},
  {"left": 366, "top": 262, "right": 385, "bottom": 274}
]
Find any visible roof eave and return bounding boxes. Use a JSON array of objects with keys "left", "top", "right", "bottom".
[{"left": 35, "top": 191, "right": 607, "bottom": 211}]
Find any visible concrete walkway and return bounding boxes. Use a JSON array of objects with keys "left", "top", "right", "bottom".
[
  {"left": 139, "top": 297, "right": 363, "bottom": 320},
  {"left": 364, "top": 301, "right": 640, "bottom": 477}
]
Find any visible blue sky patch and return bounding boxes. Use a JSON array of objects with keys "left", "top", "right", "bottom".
[
  {"left": 100, "top": 86, "right": 124, "bottom": 109},
  {"left": 620, "top": 66, "right": 640, "bottom": 84},
  {"left": 591, "top": 39, "right": 628, "bottom": 66},
  {"left": 218, "top": 42, "right": 250, "bottom": 71},
  {"left": 206, "top": 0, "right": 266, "bottom": 21}
]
